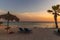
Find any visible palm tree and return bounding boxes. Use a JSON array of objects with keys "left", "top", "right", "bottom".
[
  {"left": 0, "top": 11, "right": 19, "bottom": 33},
  {"left": 47, "top": 5, "right": 60, "bottom": 28}
]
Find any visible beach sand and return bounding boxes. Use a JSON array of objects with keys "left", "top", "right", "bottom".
[{"left": 0, "top": 26, "right": 60, "bottom": 40}]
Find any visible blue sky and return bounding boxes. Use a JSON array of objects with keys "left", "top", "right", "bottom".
[
  {"left": 0, "top": 0, "right": 59, "bottom": 12},
  {"left": 0, "top": 0, "right": 60, "bottom": 21}
]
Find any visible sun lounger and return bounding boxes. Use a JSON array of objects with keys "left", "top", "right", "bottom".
[
  {"left": 19, "top": 28, "right": 24, "bottom": 32},
  {"left": 54, "top": 29, "right": 60, "bottom": 36},
  {"left": 54, "top": 29, "right": 60, "bottom": 33},
  {"left": 24, "top": 28, "right": 32, "bottom": 32},
  {"left": 18, "top": 28, "right": 32, "bottom": 33}
]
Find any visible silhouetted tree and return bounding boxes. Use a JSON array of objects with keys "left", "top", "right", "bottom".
[{"left": 47, "top": 5, "right": 60, "bottom": 28}]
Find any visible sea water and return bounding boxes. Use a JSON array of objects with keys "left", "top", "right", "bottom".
[{"left": 2, "top": 22, "right": 60, "bottom": 28}]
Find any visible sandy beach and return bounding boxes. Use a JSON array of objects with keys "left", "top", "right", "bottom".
[
  {"left": 0, "top": 0, "right": 60, "bottom": 40},
  {"left": 0, "top": 26, "right": 60, "bottom": 40}
]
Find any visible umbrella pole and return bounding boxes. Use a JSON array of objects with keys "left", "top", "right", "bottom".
[{"left": 7, "top": 20, "right": 9, "bottom": 33}]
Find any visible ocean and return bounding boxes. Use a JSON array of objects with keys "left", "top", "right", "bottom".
[{"left": 2, "top": 22, "right": 60, "bottom": 28}]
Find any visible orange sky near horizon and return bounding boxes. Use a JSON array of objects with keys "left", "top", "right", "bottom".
[
  {"left": 0, "top": 0, "right": 60, "bottom": 22},
  {"left": 0, "top": 10, "right": 60, "bottom": 22},
  {"left": 15, "top": 11, "right": 54, "bottom": 22},
  {"left": 15, "top": 11, "right": 60, "bottom": 22}
]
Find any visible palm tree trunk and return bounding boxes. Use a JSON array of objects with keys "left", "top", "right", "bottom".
[{"left": 54, "top": 15, "right": 58, "bottom": 28}]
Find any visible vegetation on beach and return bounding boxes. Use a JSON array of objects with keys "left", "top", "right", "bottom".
[{"left": 47, "top": 4, "right": 60, "bottom": 28}]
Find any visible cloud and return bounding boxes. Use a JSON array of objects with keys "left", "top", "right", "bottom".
[
  {"left": 0, "top": 10, "right": 54, "bottom": 22},
  {"left": 0, "top": 10, "right": 7, "bottom": 14},
  {"left": 15, "top": 11, "right": 54, "bottom": 21}
]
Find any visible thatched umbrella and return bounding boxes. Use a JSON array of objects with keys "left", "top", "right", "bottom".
[{"left": 0, "top": 11, "right": 19, "bottom": 33}]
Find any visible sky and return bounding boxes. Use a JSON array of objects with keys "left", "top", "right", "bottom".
[{"left": 0, "top": 0, "right": 60, "bottom": 22}]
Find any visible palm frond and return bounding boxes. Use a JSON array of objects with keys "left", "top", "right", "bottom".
[
  {"left": 52, "top": 5, "right": 57, "bottom": 11},
  {"left": 47, "top": 10, "right": 53, "bottom": 13},
  {"left": 57, "top": 9, "right": 60, "bottom": 13},
  {"left": 52, "top": 13, "right": 55, "bottom": 15},
  {"left": 52, "top": 5, "right": 60, "bottom": 11}
]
